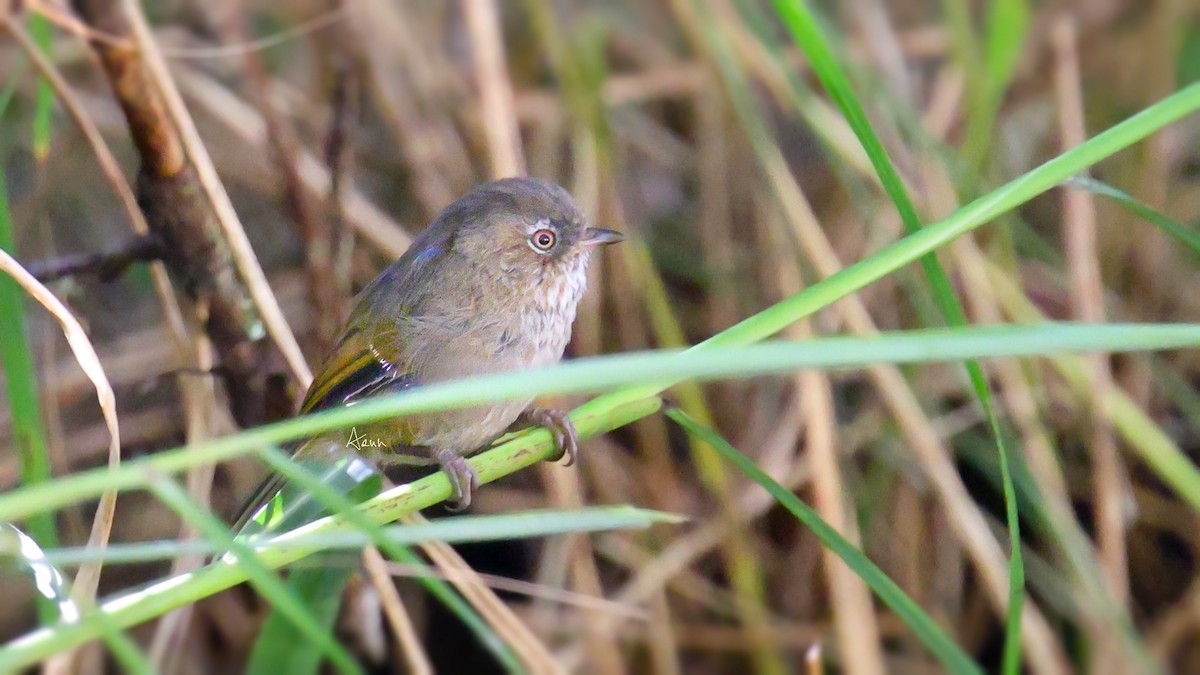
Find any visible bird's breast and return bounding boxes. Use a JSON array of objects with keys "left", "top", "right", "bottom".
[
  {"left": 519, "top": 263, "right": 587, "bottom": 363},
  {"left": 387, "top": 262, "right": 588, "bottom": 452},
  {"left": 418, "top": 259, "right": 587, "bottom": 371}
]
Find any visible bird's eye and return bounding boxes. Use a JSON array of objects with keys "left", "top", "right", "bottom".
[{"left": 529, "top": 228, "right": 557, "bottom": 253}]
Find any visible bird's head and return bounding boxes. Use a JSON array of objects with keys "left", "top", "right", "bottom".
[{"left": 444, "top": 177, "right": 623, "bottom": 291}]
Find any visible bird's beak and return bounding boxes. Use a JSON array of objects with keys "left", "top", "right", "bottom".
[{"left": 581, "top": 228, "right": 625, "bottom": 249}]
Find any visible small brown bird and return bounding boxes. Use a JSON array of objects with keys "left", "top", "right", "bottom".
[{"left": 247, "top": 177, "right": 622, "bottom": 518}]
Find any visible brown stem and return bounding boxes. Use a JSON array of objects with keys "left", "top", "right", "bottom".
[
  {"left": 70, "top": 0, "right": 283, "bottom": 428},
  {"left": 26, "top": 233, "right": 163, "bottom": 282}
]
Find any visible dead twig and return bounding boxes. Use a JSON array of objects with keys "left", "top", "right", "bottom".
[{"left": 25, "top": 232, "right": 162, "bottom": 282}]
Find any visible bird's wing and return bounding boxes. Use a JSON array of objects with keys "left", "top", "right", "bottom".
[
  {"left": 300, "top": 325, "right": 418, "bottom": 414},
  {"left": 300, "top": 225, "right": 456, "bottom": 413},
  {"left": 236, "top": 318, "right": 419, "bottom": 536}
]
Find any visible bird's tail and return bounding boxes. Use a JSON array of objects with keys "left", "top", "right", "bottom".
[{"left": 230, "top": 438, "right": 383, "bottom": 538}]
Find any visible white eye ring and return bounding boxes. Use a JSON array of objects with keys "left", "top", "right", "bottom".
[{"left": 529, "top": 228, "right": 557, "bottom": 253}]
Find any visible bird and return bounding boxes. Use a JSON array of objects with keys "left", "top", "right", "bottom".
[{"left": 238, "top": 176, "right": 622, "bottom": 526}]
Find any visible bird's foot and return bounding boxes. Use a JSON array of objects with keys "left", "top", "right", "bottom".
[
  {"left": 519, "top": 408, "right": 579, "bottom": 466},
  {"left": 435, "top": 448, "right": 479, "bottom": 512}
]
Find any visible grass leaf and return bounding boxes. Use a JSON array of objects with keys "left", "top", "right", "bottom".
[{"left": 666, "top": 409, "right": 984, "bottom": 675}]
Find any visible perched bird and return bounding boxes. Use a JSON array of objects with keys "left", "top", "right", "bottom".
[{"left": 241, "top": 177, "right": 622, "bottom": 522}]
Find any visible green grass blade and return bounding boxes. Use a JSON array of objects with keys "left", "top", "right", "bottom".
[
  {"left": 651, "top": 81, "right": 1200, "bottom": 356},
  {"left": 39, "top": 508, "right": 684, "bottom": 566},
  {"left": 665, "top": 408, "right": 984, "bottom": 675},
  {"left": 0, "top": 524, "right": 153, "bottom": 673},
  {"left": 1069, "top": 176, "right": 1200, "bottom": 255},
  {"left": 965, "top": 0, "right": 1030, "bottom": 164},
  {"left": 0, "top": 524, "right": 78, "bottom": 627},
  {"left": 245, "top": 451, "right": 383, "bottom": 675},
  {"left": 983, "top": 0, "right": 1030, "bottom": 99},
  {"left": 146, "top": 476, "right": 364, "bottom": 675},
  {"left": 3, "top": 323, "right": 1200, "bottom": 525},
  {"left": 246, "top": 564, "right": 354, "bottom": 675},
  {"left": 769, "top": 0, "right": 928, "bottom": 245},
  {"left": 0, "top": 124, "right": 60, "bottom": 625},
  {"left": 253, "top": 446, "right": 523, "bottom": 674}
]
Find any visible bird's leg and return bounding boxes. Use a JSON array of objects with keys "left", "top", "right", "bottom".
[
  {"left": 517, "top": 408, "right": 579, "bottom": 466},
  {"left": 435, "top": 448, "right": 479, "bottom": 511}
]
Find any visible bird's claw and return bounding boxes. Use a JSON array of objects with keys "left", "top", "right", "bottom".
[
  {"left": 435, "top": 448, "right": 479, "bottom": 512},
  {"left": 520, "top": 408, "right": 579, "bottom": 466}
]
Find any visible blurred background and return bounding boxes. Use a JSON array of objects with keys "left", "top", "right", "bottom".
[{"left": 2, "top": 0, "right": 1200, "bottom": 672}]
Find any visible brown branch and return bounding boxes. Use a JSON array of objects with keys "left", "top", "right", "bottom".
[
  {"left": 70, "top": 0, "right": 283, "bottom": 428},
  {"left": 119, "top": 0, "right": 312, "bottom": 388},
  {"left": 26, "top": 232, "right": 162, "bottom": 282}
]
